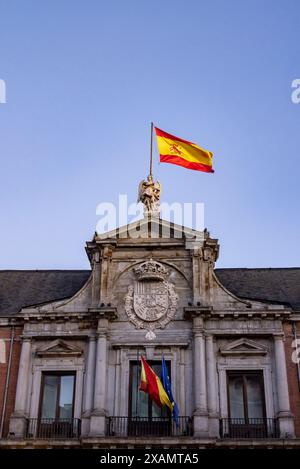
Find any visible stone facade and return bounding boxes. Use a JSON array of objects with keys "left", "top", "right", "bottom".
[
  {"left": 0, "top": 324, "right": 22, "bottom": 439},
  {"left": 284, "top": 321, "right": 300, "bottom": 437},
  {"left": 0, "top": 216, "right": 300, "bottom": 448}
]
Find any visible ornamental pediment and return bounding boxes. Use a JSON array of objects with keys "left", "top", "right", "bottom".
[
  {"left": 219, "top": 338, "right": 268, "bottom": 356},
  {"left": 36, "top": 339, "right": 83, "bottom": 357}
]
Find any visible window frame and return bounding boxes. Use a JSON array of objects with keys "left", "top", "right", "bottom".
[
  {"left": 226, "top": 370, "right": 267, "bottom": 422},
  {"left": 128, "top": 360, "right": 171, "bottom": 419},
  {"left": 38, "top": 371, "right": 76, "bottom": 421}
]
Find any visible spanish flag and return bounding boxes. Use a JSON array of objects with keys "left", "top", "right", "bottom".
[
  {"left": 155, "top": 126, "right": 214, "bottom": 173},
  {"left": 140, "top": 355, "right": 173, "bottom": 410}
]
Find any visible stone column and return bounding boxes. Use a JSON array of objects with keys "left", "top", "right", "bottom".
[
  {"left": 205, "top": 334, "right": 219, "bottom": 437},
  {"left": 89, "top": 319, "right": 108, "bottom": 437},
  {"left": 81, "top": 335, "right": 97, "bottom": 437},
  {"left": 9, "top": 337, "right": 32, "bottom": 438},
  {"left": 274, "top": 334, "right": 295, "bottom": 437},
  {"left": 192, "top": 316, "right": 209, "bottom": 437}
]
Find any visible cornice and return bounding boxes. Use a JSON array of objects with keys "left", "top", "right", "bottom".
[{"left": 184, "top": 306, "right": 291, "bottom": 320}]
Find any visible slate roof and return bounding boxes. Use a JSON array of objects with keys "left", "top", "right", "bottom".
[
  {"left": 0, "top": 268, "right": 299, "bottom": 316},
  {"left": 0, "top": 270, "right": 91, "bottom": 316},
  {"left": 215, "top": 268, "right": 300, "bottom": 311}
]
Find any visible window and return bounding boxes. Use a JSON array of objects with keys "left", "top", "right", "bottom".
[
  {"left": 128, "top": 360, "right": 171, "bottom": 437},
  {"left": 32, "top": 372, "right": 78, "bottom": 438},
  {"left": 40, "top": 372, "right": 75, "bottom": 420},
  {"left": 129, "top": 361, "right": 171, "bottom": 419},
  {"left": 226, "top": 371, "right": 269, "bottom": 438},
  {"left": 227, "top": 371, "right": 265, "bottom": 420}
]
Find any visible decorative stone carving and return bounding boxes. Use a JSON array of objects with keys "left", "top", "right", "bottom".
[
  {"left": 124, "top": 260, "right": 178, "bottom": 340},
  {"left": 137, "top": 174, "right": 161, "bottom": 214}
]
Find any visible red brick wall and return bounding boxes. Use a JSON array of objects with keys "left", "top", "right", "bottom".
[
  {"left": 0, "top": 326, "right": 22, "bottom": 438},
  {"left": 284, "top": 321, "right": 300, "bottom": 437}
]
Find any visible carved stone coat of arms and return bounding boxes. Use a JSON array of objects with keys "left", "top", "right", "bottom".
[{"left": 124, "top": 260, "right": 178, "bottom": 340}]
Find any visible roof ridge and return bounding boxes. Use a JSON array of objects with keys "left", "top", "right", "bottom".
[
  {"left": 1, "top": 268, "right": 299, "bottom": 273},
  {"left": 0, "top": 269, "right": 91, "bottom": 273},
  {"left": 215, "top": 267, "right": 300, "bottom": 271}
]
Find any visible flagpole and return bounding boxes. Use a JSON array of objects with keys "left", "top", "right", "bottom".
[{"left": 149, "top": 122, "right": 154, "bottom": 177}]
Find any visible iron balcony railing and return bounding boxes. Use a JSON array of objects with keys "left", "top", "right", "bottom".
[
  {"left": 107, "top": 416, "right": 193, "bottom": 437},
  {"left": 26, "top": 418, "right": 81, "bottom": 439},
  {"left": 220, "top": 418, "right": 280, "bottom": 439}
]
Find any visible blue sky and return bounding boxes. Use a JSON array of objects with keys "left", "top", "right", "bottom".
[{"left": 0, "top": 0, "right": 299, "bottom": 269}]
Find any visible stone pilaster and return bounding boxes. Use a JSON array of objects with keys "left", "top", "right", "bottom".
[
  {"left": 205, "top": 334, "right": 219, "bottom": 437},
  {"left": 91, "top": 252, "right": 101, "bottom": 308},
  {"left": 179, "top": 349, "right": 186, "bottom": 416},
  {"left": 113, "top": 349, "right": 121, "bottom": 416},
  {"left": 192, "top": 249, "right": 201, "bottom": 304},
  {"left": 9, "top": 337, "right": 32, "bottom": 438},
  {"left": 99, "top": 244, "right": 114, "bottom": 304},
  {"left": 89, "top": 318, "right": 109, "bottom": 437},
  {"left": 274, "top": 334, "right": 295, "bottom": 438},
  {"left": 81, "top": 335, "right": 97, "bottom": 437},
  {"left": 191, "top": 233, "right": 219, "bottom": 305},
  {"left": 191, "top": 314, "right": 209, "bottom": 437}
]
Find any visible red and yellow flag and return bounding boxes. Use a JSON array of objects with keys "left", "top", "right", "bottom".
[
  {"left": 140, "top": 356, "right": 173, "bottom": 410},
  {"left": 155, "top": 126, "right": 214, "bottom": 173}
]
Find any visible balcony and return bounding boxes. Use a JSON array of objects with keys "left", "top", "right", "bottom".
[
  {"left": 23, "top": 416, "right": 281, "bottom": 441},
  {"left": 220, "top": 418, "right": 280, "bottom": 439},
  {"left": 106, "top": 416, "right": 193, "bottom": 437},
  {"left": 26, "top": 418, "right": 81, "bottom": 439}
]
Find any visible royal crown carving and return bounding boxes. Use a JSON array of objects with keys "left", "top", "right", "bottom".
[
  {"left": 134, "top": 259, "right": 168, "bottom": 282},
  {"left": 124, "top": 260, "right": 178, "bottom": 340}
]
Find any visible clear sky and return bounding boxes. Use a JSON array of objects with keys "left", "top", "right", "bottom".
[{"left": 0, "top": 0, "right": 299, "bottom": 269}]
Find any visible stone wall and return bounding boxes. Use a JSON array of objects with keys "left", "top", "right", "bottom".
[
  {"left": 284, "top": 321, "right": 300, "bottom": 437},
  {"left": 0, "top": 325, "right": 22, "bottom": 437}
]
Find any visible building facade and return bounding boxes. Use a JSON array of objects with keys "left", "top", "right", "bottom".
[{"left": 0, "top": 216, "right": 300, "bottom": 448}]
